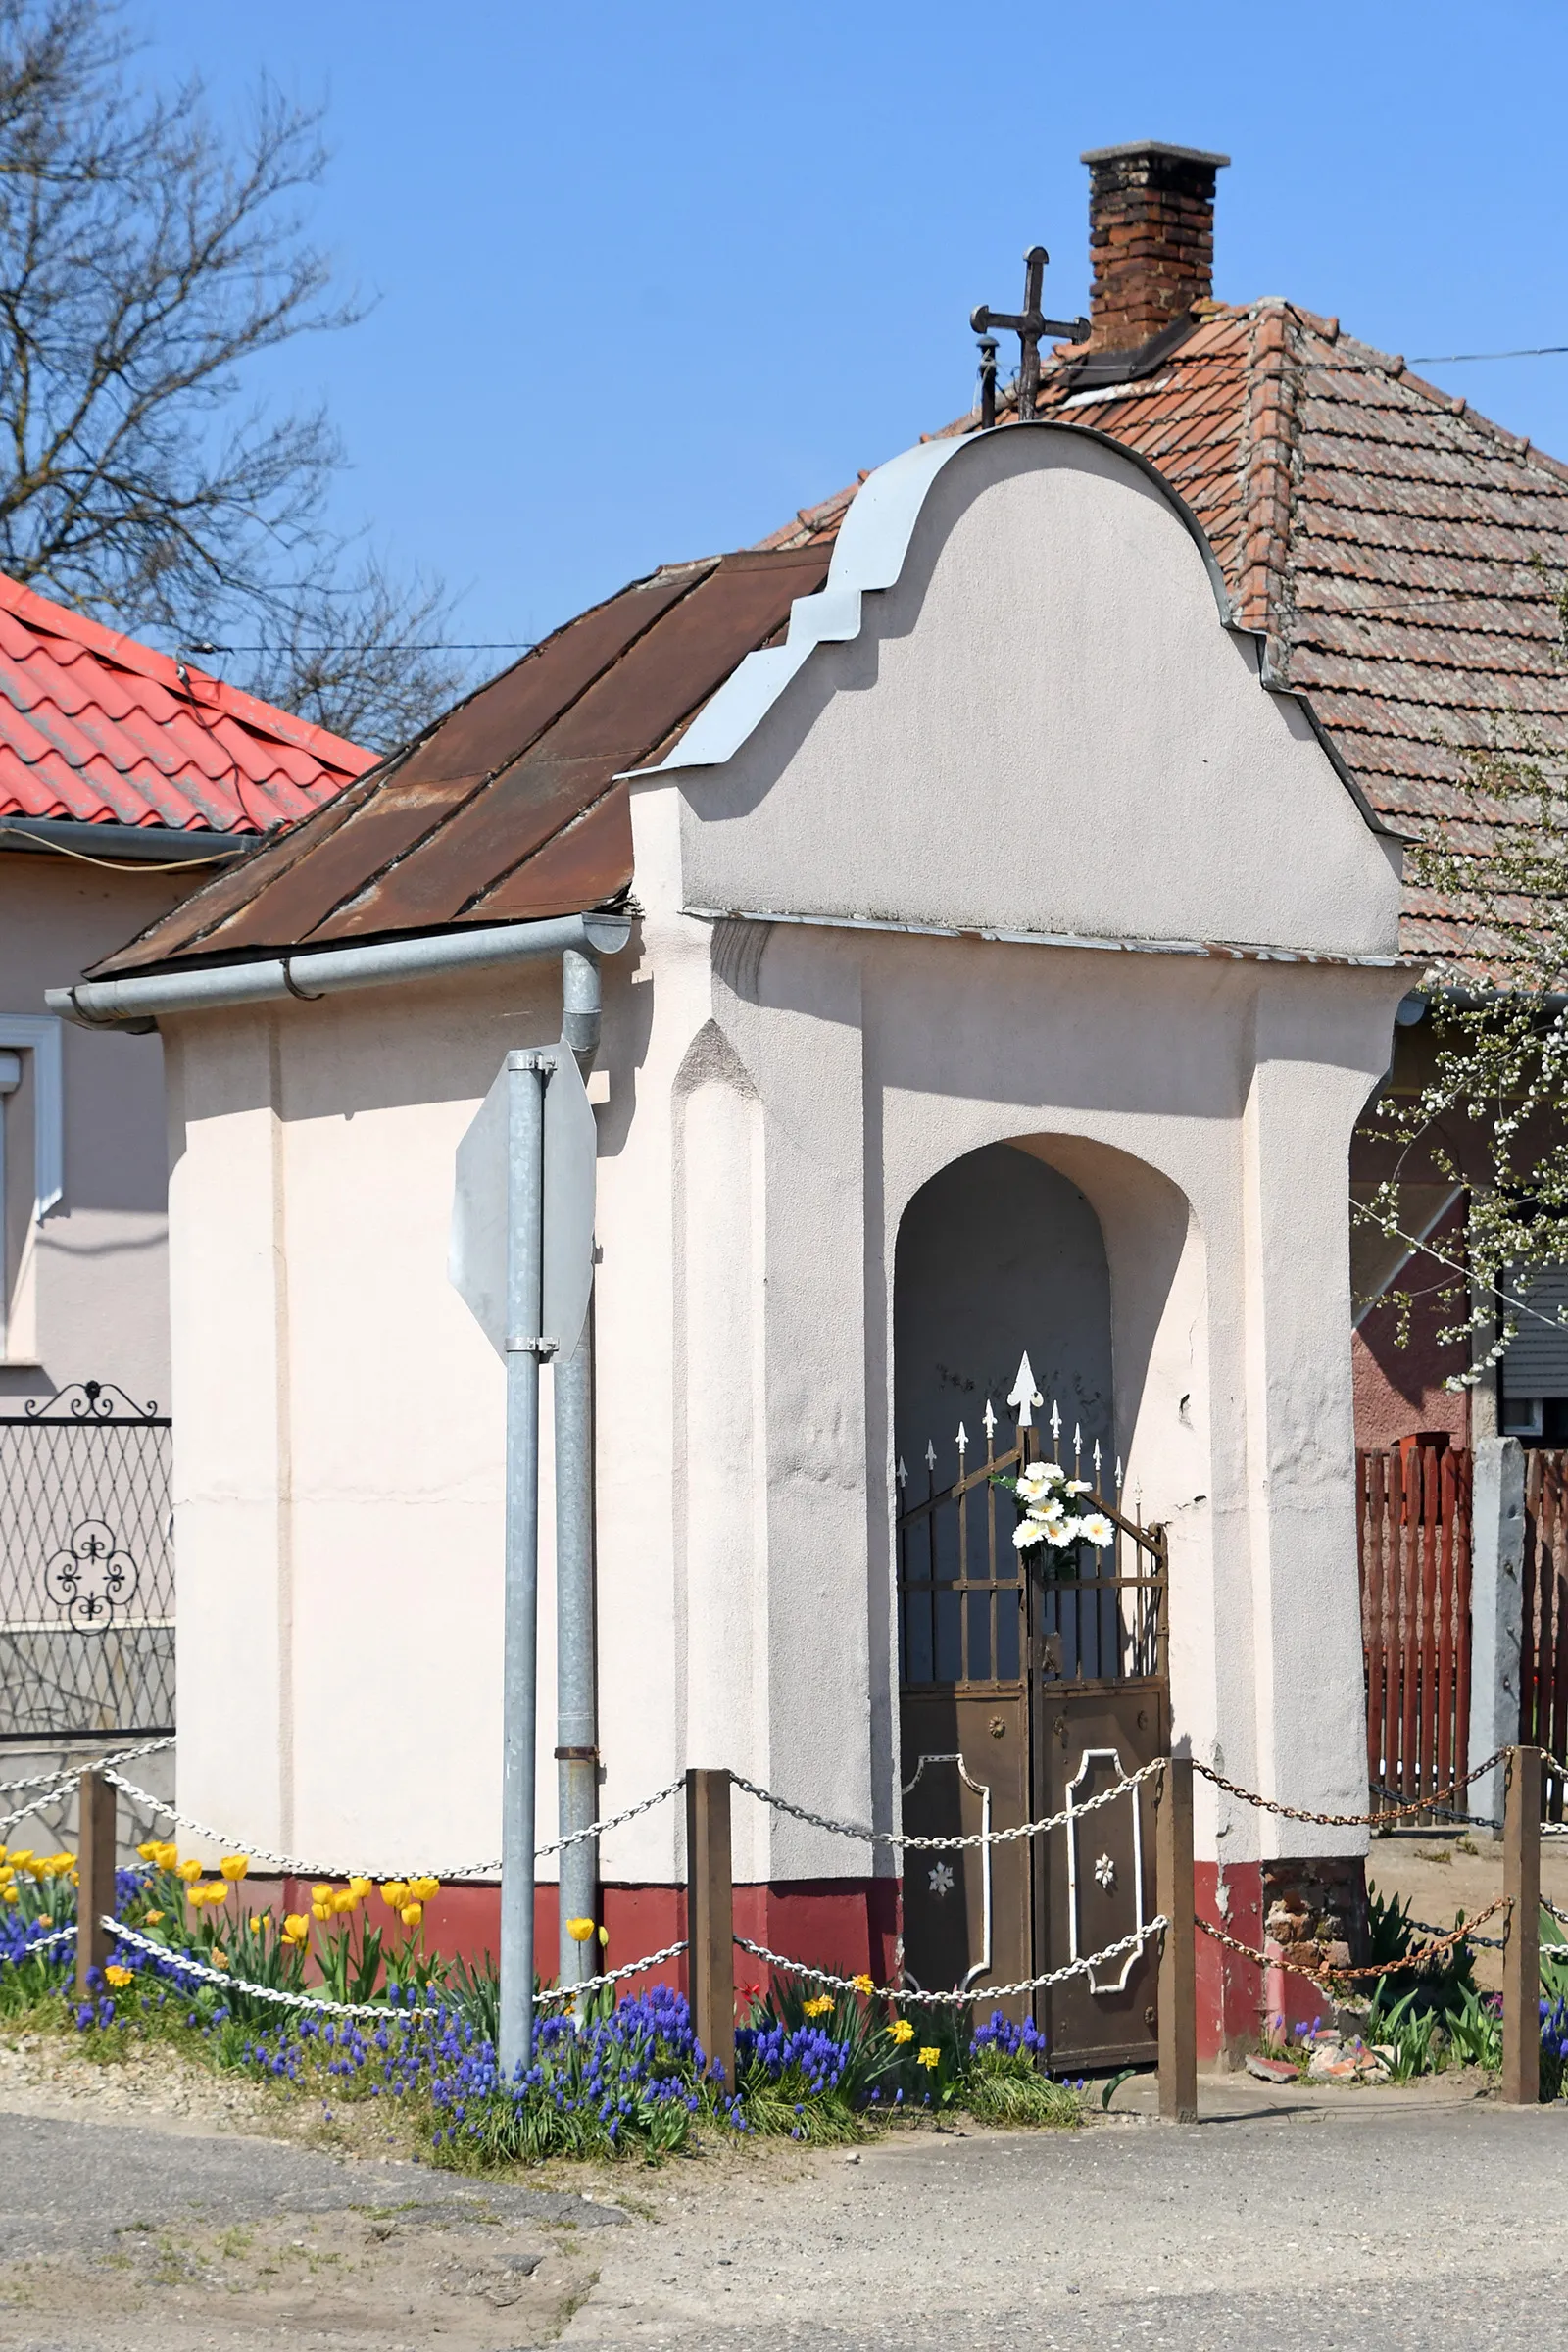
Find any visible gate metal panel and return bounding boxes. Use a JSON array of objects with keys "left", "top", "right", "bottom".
[
  {"left": 0, "top": 1381, "right": 173, "bottom": 1740},
  {"left": 896, "top": 1392, "right": 1167, "bottom": 2069}
]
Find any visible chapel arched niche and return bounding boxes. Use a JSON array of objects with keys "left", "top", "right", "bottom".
[{"left": 893, "top": 1141, "right": 1114, "bottom": 1507}]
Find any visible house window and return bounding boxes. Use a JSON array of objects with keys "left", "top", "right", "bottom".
[{"left": 1498, "top": 1265, "right": 1568, "bottom": 1443}]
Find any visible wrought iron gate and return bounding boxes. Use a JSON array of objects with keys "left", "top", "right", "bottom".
[
  {"left": 0, "top": 1381, "right": 173, "bottom": 1740},
  {"left": 896, "top": 1370, "right": 1167, "bottom": 2073}
]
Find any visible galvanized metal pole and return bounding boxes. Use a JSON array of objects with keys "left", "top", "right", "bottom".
[
  {"left": 556, "top": 943, "right": 601, "bottom": 2007},
  {"left": 499, "top": 1050, "right": 547, "bottom": 2081},
  {"left": 555, "top": 1314, "right": 598, "bottom": 2002}
]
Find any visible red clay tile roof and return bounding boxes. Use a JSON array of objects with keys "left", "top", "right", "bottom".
[
  {"left": 91, "top": 545, "right": 832, "bottom": 976},
  {"left": 766, "top": 299, "right": 1568, "bottom": 977},
  {"left": 0, "top": 572, "right": 373, "bottom": 835}
]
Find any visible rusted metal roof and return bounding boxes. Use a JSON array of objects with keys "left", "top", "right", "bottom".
[
  {"left": 93, "top": 544, "right": 831, "bottom": 977},
  {"left": 0, "top": 572, "right": 371, "bottom": 835}
]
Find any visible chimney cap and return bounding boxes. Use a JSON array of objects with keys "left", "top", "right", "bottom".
[{"left": 1079, "top": 139, "right": 1231, "bottom": 169}]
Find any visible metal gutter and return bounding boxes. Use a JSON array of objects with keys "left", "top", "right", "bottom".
[
  {"left": 0, "top": 818, "right": 246, "bottom": 865},
  {"left": 46, "top": 911, "right": 632, "bottom": 1032}
]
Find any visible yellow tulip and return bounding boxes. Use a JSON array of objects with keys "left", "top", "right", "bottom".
[
  {"left": 310, "top": 1901, "right": 331, "bottom": 1923},
  {"left": 409, "top": 1876, "right": 439, "bottom": 1902},
  {"left": 331, "top": 1888, "right": 357, "bottom": 1915},
  {"left": 155, "top": 1842, "right": 178, "bottom": 1870},
  {"left": 210, "top": 1950, "right": 229, "bottom": 1970},
  {"left": 219, "top": 1855, "right": 249, "bottom": 1883},
  {"left": 399, "top": 1902, "right": 422, "bottom": 1928},
  {"left": 348, "top": 1877, "right": 372, "bottom": 1901},
  {"left": 8, "top": 1849, "right": 32, "bottom": 1868},
  {"left": 176, "top": 1858, "right": 203, "bottom": 1884},
  {"left": 311, "top": 1884, "right": 332, "bottom": 1905},
  {"left": 144, "top": 1910, "right": 165, "bottom": 1926},
  {"left": 281, "top": 1914, "right": 309, "bottom": 1945},
  {"left": 380, "top": 1882, "right": 408, "bottom": 1911},
  {"left": 1, "top": 1888, "right": 15, "bottom": 1905},
  {"left": 136, "top": 1839, "right": 161, "bottom": 1863},
  {"left": 597, "top": 1925, "right": 609, "bottom": 1947},
  {"left": 565, "top": 1916, "right": 595, "bottom": 1943},
  {"left": 104, "top": 1965, "right": 133, "bottom": 1988}
]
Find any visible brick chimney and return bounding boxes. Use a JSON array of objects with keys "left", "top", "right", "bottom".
[{"left": 1079, "top": 140, "right": 1230, "bottom": 354}]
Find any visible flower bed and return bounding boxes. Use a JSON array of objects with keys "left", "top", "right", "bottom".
[{"left": 0, "top": 1838, "right": 1081, "bottom": 2163}]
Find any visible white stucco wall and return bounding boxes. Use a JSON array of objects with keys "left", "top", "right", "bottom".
[{"left": 160, "top": 424, "right": 1406, "bottom": 1884}]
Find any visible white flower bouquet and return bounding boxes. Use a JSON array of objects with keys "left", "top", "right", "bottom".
[{"left": 995, "top": 1459, "right": 1114, "bottom": 1563}]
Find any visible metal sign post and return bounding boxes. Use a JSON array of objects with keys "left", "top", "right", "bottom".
[{"left": 451, "top": 1045, "right": 596, "bottom": 2079}]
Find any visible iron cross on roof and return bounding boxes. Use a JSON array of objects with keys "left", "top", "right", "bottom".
[{"left": 970, "top": 246, "right": 1090, "bottom": 426}]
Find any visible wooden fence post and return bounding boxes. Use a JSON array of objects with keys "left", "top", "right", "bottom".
[
  {"left": 1155, "top": 1753, "right": 1198, "bottom": 2123},
  {"left": 1502, "top": 1742, "right": 1542, "bottom": 2104},
  {"left": 74, "top": 1769, "right": 116, "bottom": 2003},
  {"left": 685, "top": 1768, "right": 734, "bottom": 2090}
]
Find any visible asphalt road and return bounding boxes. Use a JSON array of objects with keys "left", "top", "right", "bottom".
[{"left": 0, "top": 2077, "right": 1564, "bottom": 2349}]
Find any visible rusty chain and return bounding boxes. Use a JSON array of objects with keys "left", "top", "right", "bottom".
[
  {"left": 1196, "top": 1895, "right": 1512, "bottom": 1986},
  {"left": 1193, "top": 1750, "right": 1510, "bottom": 1831}
]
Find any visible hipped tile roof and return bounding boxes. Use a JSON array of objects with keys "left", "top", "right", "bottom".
[
  {"left": 766, "top": 299, "right": 1568, "bottom": 975},
  {"left": 0, "top": 572, "right": 372, "bottom": 835}
]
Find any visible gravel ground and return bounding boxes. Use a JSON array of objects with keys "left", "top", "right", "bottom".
[
  {"left": 0, "top": 2049, "right": 1565, "bottom": 2349},
  {"left": 1367, "top": 1835, "right": 1568, "bottom": 1989}
]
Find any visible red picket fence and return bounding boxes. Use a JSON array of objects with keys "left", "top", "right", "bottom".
[
  {"left": 1521, "top": 1450, "right": 1568, "bottom": 1819},
  {"left": 1356, "top": 1439, "right": 1471, "bottom": 1817}
]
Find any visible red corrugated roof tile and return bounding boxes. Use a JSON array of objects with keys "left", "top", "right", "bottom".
[{"left": 0, "top": 572, "right": 372, "bottom": 834}]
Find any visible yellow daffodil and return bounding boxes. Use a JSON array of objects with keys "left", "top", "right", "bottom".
[
  {"left": 917, "top": 2046, "right": 941, "bottom": 2071},
  {"left": 176, "top": 1858, "right": 203, "bottom": 1884},
  {"left": 889, "top": 2018, "right": 914, "bottom": 2044},
  {"left": 399, "top": 1902, "right": 422, "bottom": 1928},
  {"left": 852, "top": 1973, "right": 874, "bottom": 1996},
  {"left": 348, "top": 1878, "right": 372, "bottom": 1901},
  {"left": 219, "top": 1855, "right": 249, "bottom": 1883},
  {"left": 565, "top": 1917, "right": 596, "bottom": 1943},
  {"left": 380, "top": 1881, "right": 408, "bottom": 1911},
  {"left": 209, "top": 1949, "right": 229, "bottom": 1970},
  {"left": 409, "top": 1876, "right": 439, "bottom": 1902},
  {"left": 281, "top": 1914, "right": 309, "bottom": 1946},
  {"left": 144, "top": 1910, "right": 165, "bottom": 1926},
  {"left": 104, "top": 1965, "right": 133, "bottom": 1988},
  {"left": 803, "top": 1994, "right": 835, "bottom": 2018}
]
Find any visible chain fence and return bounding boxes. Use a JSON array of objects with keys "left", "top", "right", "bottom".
[
  {"left": 733, "top": 1920, "right": 1168, "bottom": 2007},
  {"left": 730, "top": 1758, "right": 1167, "bottom": 1850},
  {"left": 1196, "top": 1896, "right": 1514, "bottom": 1987}
]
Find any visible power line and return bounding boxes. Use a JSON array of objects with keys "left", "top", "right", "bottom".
[
  {"left": 1409, "top": 345, "right": 1568, "bottom": 365},
  {"left": 179, "top": 639, "right": 536, "bottom": 657}
]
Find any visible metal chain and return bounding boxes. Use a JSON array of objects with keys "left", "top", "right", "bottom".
[
  {"left": 1194, "top": 1749, "right": 1510, "bottom": 1831},
  {"left": 733, "top": 1921, "right": 1166, "bottom": 2007},
  {"left": 730, "top": 1757, "right": 1166, "bottom": 1851},
  {"left": 7, "top": 1922, "right": 74, "bottom": 1955},
  {"left": 99, "top": 1772, "right": 684, "bottom": 1883},
  {"left": 0, "top": 1735, "right": 173, "bottom": 1799},
  {"left": 1195, "top": 1895, "right": 1511, "bottom": 1985},
  {"left": 0, "top": 1781, "right": 78, "bottom": 1838},
  {"left": 100, "top": 1919, "right": 689, "bottom": 2020},
  {"left": 1406, "top": 1914, "right": 1506, "bottom": 1950}
]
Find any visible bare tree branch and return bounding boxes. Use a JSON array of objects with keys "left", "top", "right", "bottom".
[{"left": 0, "top": 0, "right": 467, "bottom": 750}]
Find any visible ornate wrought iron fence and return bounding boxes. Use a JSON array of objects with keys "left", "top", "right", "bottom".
[{"left": 0, "top": 1381, "right": 173, "bottom": 1740}]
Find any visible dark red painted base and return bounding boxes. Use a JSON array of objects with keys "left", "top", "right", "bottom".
[{"left": 241, "top": 1877, "right": 900, "bottom": 2009}]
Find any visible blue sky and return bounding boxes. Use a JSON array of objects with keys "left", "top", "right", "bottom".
[{"left": 141, "top": 0, "right": 1568, "bottom": 662}]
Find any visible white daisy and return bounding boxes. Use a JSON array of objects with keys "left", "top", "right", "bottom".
[
  {"left": 1065, "top": 1479, "right": 1093, "bottom": 1496},
  {"left": 1080, "top": 1512, "right": 1114, "bottom": 1548},
  {"left": 1043, "top": 1520, "right": 1076, "bottom": 1547},
  {"left": 1011, "top": 1519, "right": 1047, "bottom": 1549}
]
